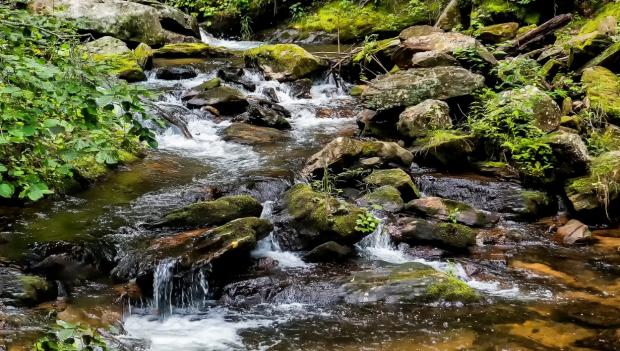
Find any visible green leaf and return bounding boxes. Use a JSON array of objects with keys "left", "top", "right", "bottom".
[
  {"left": 26, "top": 183, "right": 53, "bottom": 201},
  {"left": 0, "top": 183, "right": 15, "bottom": 198}
]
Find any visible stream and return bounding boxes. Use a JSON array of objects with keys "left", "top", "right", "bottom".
[{"left": 1, "top": 36, "right": 620, "bottom": 351}]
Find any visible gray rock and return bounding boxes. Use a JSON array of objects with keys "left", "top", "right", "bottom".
[
  {"left": 303, "top": 241, "right": 352, "bottom": 262},
  {"left": 397, "top": 99, "right": 452, "bottom": 138}
]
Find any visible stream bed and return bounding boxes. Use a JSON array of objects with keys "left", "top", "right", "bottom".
[{"left": 1, "top": 39, "right": 620, "bottom": 351}]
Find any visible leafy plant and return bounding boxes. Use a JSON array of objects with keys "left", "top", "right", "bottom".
[
  {"left": 0, "top": 4, "right": 157, "bottom": 201},
  {"left": 446, "top": 208, "right": 460, "bottom": 224},
  {"left": 453, "top": 47, "right": 492, "bottom": 74},
  {"left": 240, "top": 15, "right": 253, "bottom": 40},
  {"left": 355, "top": 211, "right": 380, "bottom": 234},
  {"left": 310, "top": 167, "right": 342, "bottom": 196},
  {"left": 493, "top": 57, "right": 544, "bottom": 90},
  {"left": 32, "top": 320, "right": 109, "bottom": 351}
]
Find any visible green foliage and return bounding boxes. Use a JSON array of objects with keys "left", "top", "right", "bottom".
[
  {"left": 586, "top": 128, "right": 620, "bottom": 157},
  {"left": 468, "top": 89, "right": 554, "bottom": 179},
  {"left": 355, "top": 211, "right": 380, "bottom": 234},
  {"left": 310, "top": 167, "right": 342, "bottom": 196},
  {"left": 0, "top": 5, "right": 157, "bottom": 201},
  {"left": 452, "top": 47, "right": 492, "bottom": 74},
  {"left": 32, "top": 321, "right": 109, "bottom": 351},
  {"left": 240, "top": 15, "right": 253, "bottom": 40},
  {"left": 493, "top": 57, "right": 543, "bottom": 90}
]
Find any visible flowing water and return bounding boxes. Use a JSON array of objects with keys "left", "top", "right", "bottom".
[{"left": 1, "top": 38, "right": 620, "bottom": 350}]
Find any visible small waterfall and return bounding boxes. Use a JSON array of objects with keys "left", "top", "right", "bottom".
[
  {"left": 252, "top": 201, "right": 308, "bottom": 268},
  {"left": 356, "top": 221, "right": 413, "bottom": 264},
  {"left": 199, "top": 28, "right": 263, "bottom": 50},
  {"left": 151, "top": 259, "right": 211, "bottom": 318},
  {"left": 153, "top": 258, "right": 176, "bottom": 317}
]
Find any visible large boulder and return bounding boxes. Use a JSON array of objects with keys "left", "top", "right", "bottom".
[
  {"left": 363, "top": 169, "right": 420, "bottom": 201},
  {"left": 582, "top": 66, "right": 620, "bottom": 121},
  {"left": 243, "top": 44, "right": 326, "bottom": 81},
  {"left": 547, "top": 130, "right": 591, "bottom": 179},
  {"left": 82, "top": 36, "right": 130, "bottom": 55},
  {"left": 397, "top": 99, "right": 452, "bottom": 138},
  {"left": 82, "top": 37, "right": 147, "bottom": 82},
  {"left": 302, "top": 137, "right": 413, "bottom": 176},
  {"left": 477, "top": 22, "right": 520, "bottom": 43},
  {"left": 185, "top": 85, "right": 249, "bottom": 114},
  {"left": 565, "top": 151, "right": 620, "bottom": 221},
  {"left": 280, "top": 184, "right": 368, "bottom": 249},
  {"left": 406, "top": 197, "right": 499, "bottom": 228},
  {"left": 150, "top": 195, "right": 263, "bottom": 229},
  {"left": 399, "top": 25, "right": 442, "bottom": 41},
  {"left": 360, "top": 67, "right": 485, "bottom": 111},
  {"left": 389, "top": 217, "right": 477, "bottom": 248},
  {"left": 222, "top": 123, "right": 290, "bottom": 145},
  {"left": 497, "top": 86, "right": 562, "bottom": 132}
]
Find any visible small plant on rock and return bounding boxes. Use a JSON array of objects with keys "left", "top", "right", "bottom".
[{"left": 355, "top": 211, "right": 380, "bottom": 234}]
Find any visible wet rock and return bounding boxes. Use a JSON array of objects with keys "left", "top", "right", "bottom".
[
  {"left": 397, "top": 99, "right": 452, "bottom": 138},
  {"left": 575, "top": 329, "right": 620, "bottom": 351},
  {"left": 565, "top": 151, "right": 620, "bottom": 221},
  {"left": 406, "top": 197, "right": 499, "bottom": 228},
  {"left": 302, "top": 137, "right": 413, "bottom": 176},
  {"left": 409, "top": 51, "right": 459, "bottom": 68},
  {"left": 389, "top": 217, "right": 478, "bottom": 249},
  {"left": 360, "top": 67, "right": 485, "bottom": 111},
  {"left": 547, "top": 130, "right": 590, "bottom": 179},
  {"left": 262, "top": 87, "right": 280, "bottom": 102},
  {"left": 155, "top": 65, "right": 197, "bottom": 80},
  {"left": 398, "top": 25, "right": 442, "bottom": 41},
  {"left": 497, "top": 86, "right": 562, "bottom": 132},
  {"left": 342, "top": 262, "right": 478, "bottom": 304},
  {"left": 280, "top": 184, "right": 368, "bottom": 249},
  {"left": 217, "top": 67, "right": 256, "bottom": 91},
  {"left": 357, "top": 185, "right": 404, "bottom": 213},
  {"left": 363, "top": 168, "right": 420, "bottom": 202},
  {"left": 561, "top": 301, "right": 620, "bottom": 327},
  {"left": 0, "top": 265, "right": 54, "bottom": 306},
  {"left": 222, "top": 123, "right": 290, "bottom": 145},
  {"left": 413, "top": 172, "right": 555, "bottom": 220},
  {"left": 245, "top": 101, "right": 292, "bottom": 130},
  {"left": 582, "top": 66, "right": 620, "bottom": 121},
  {"left": 477, "top": 22, "right": 519, "bottom": 43},
  {"left": 289, "top": 78, "right": 313, "bottom": 99},
  {"left": 303, "top": 241, "right": 352, "bottom": 262},
  {"left": 153, "top": 43, "right": 231, "bottom": 58},
  {"left": 410, "top": 132, "right": 476, "bottom": 168},
  {"left": 185, "top": 85, "right": 249, "bottom": 115},
  {"left": 151, "top": 194, "right": 263, "bottom": 229},
  {"left": 392, "top": 32, "right": 496, "bottom": 69},
  {"left": 243, "top": 44, "right": 326, "bottom": 81}
]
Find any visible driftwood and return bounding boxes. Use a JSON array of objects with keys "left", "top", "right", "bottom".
[
  {"left": 145, "top": 101, "right": 193, "bottom": 139},
  {"left": 504, "top": 13, "right": 573, "bottom": 54}
]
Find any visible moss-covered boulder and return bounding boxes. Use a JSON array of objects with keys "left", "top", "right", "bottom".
[
  {"left": 410, "top": 131, "right": 476, "bottom": 168},
  {"left": 363, "top": 169, "right": 420, "bottom": 201},
  {"left": 397, "top": 99, "right": 452, "bottom": 138},
  {"left": 477, "top": 22, "right": 520, "bottom": 43},
  {"left": 390, "top": 217, "right": 477, "bottom": 248},
  {"left": 82, "top": 37, "right": 148, "bottom": 82},
  {"left": 151, "top": 195, "right": 263, "bottom": 229},
  {"left": 342, "top": 262, "right": 478, "bottom": 304},
  {"left": 546, "top": 130, "right": 591, "bottom": 179},
  {"left": 290, "top": 0, "right": 448, "bottom": 42},
  {"left": 498, "top": 85, "right": 562, "bottom": 132},
  {"left": 406, "top": 197, "right": 499, "bottom": 228},
  {"left": 243, "top": 44, "right": 326, "bottom": 81},
  {"left": 583, "top": 42, "right": 620, "bottom": 73},
  {"left": 565, "top": 151, "right": 620, "bottom": 221},
  {"left": 282, "top": 184, "right": 369, "bottom": 248},
  {"left": 303, "top": 241, "right": 352, "bottom": 262},
  {"left": 582, "top": 66, "right": 620, "bottom": 121},
  {"left": 153, "top": 43, "right": 231, "bottom": 58},
  {"left": 302, "top": 137, "right": 413, "bottom": 176},
  {"left": 357, "top": 185, "right": 405, "bottom": 213},
  {"left": 579, "top": 1, "right": 620, "bottom": 35},
  {"left": 360, "top": 66, "right": 485, "bottom": 111}
]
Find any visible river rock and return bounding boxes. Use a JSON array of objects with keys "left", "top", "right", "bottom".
[
  {"left": 245, "top": 101, "right": 292, "bottom": 130},
  {"left": 243, "top": 44, "right": 326, "bottom": 81},
  {"left": 409, "top": 51, "right": 459, "bottom": 68},
  {"left": 151, "top": 195, "right": 263, "bottom": 229},
  {"left": 406, "top": 197, "right": 500, "bottom": 228},
  {"left": 397, "top": 99, "right": 452, "bottom": 138},
  {"left": 582, "top": 66, "right": 620, "bottom": 121},
  {"left": 342, "top": 262, "right": 478, "bottom": 304},
  {"left": 155, "top": 65, "right": 197, "bottom": 80},
  {"left": 547, "top": 130, "right": 590, "bottom": 179},
  {"left": 302, "top": 137, "right": 413, "bottom": 176},
  {"left": 363, "top": 169, "right": 420, "bottom": 201},
  {"left": 153, "top": 43, "right": 231, "bottom": 58},
  {"left": 399, "top": 25, "right": 442, "bottom": 41},
  {"left": 360, "top": 67, "right": 485, "bottom": 111},
  {"left": 280, "top": 184, "right": 368, "bottom": 249},
  {"left": 185, "top": 86, "right": 249, "bottom": 114},
  {"left": 303, "top": 241, "right": 352, "bottom": 262},
  {"left": 289, "top": 78, "right": 313, "bottom": 99},
  {"left": 357, "top": 185, "right": 405, "bottom": 213},
  {"left": 0, "top": 265, "right": 54, "bottom": 306},
  {"left": 222, "top": 123, "right": 290, "bottom": 145},
  {"left": 82, "top": 37, "right": 147, "bottom": 82},
  {"left": 82, "top": 36, "right": 130, "bottom": 55},
  {"left": 555, "top": 219, "right": 592, "bottom": 245},
  {"left": 217, "top": 67, "right": 257, "bottom": 91},
  {"left": 477, "top": 22, "right": 520, "bottom": 43},
  {"left": 497, "top": 86, "right": 562, "bottom": 132},
  {"left": 411, "top": 132, "right": 476, "bottom": 168},
  {"left": 389, "top": 217, "right": 477, "bottom": 248}
]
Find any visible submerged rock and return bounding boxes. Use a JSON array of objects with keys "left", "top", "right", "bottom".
[
  {"left": 360, "top": 67, "right": 485, "bottom": 111},
  {"left": 363, "top": 168, "right": 420, "bottom": 201},
  {"left": 302, "top": 137, "right": 413, "bottom": 176},
  {"left": 222, "top": 123, "right": 290, "bottom": 145},
  {"left": 151, "top": 195, "right": 263, "bottom": 229},
  {"left": 397, "top": 99, "right": 452, "bottom": 138},
  {"left": 303, "top": 241, "right": 352, "bottom": 262},
  {"left": 389, "top": 217, "right": 478, "bottom": 248},
  {"left": 243, "top": 44, "right": 326, "bottom": 81},
  {"left": 406, "top": 197, "right": 499, "bottom": 228}
]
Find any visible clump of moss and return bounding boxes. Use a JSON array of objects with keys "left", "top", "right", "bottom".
[
  {"left": 426, "top": 269, "right": 479, "bottom": 302},
  {"left": 471, "top": 0, "right": 540, "bottom": 27},
  {"left": 243, "top": 44, "right": 325, "bottom": 81},
  {"left": 581, "top": 66, "right": 620, "bottom": 121},
  {"left": 579, "top": 1, "right": 620, "bottom": 34}
]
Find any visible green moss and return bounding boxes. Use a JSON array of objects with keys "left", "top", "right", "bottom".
[
  {"left": 18, "top": 275, "right": 49, "bottom": 302},
  {"left": 417, "top": 130, "right": 473, "bottom": 149},
  {"left": 426, "top": 271, "right": 479, "bottom": 302},
  {"left": 198, "top": 77, "right": 221, "bottom": 90},
  {"left": 364, "top": 168, "right": 420, "bottom": 200},
  {"left": 94, "top": 52, "right": 146, "bottom": 82},
  {"left": 359, "top": 185, "right": 404, "bottom": 212},
  {"left": 156, "top": 195, "right": 263, "bottom": 228},
  {"left": 71, "top": 154, "right": 109, "bottom": 182},
  {"left": 471, "top": 0, "right": 540, "bottom": 26},
  {"left": 579, "top": 2, "right": 620, "bottom": 34},
  {"left": 349, "top": 85, "right": 367, "bottom": 96},
  {"left": 434, "top": 222, "right": 478, "bottom": 248},
  {"left": 292, "top": 0, "right": 445, "bottom": 42},
  {"left": 243, "top": 44, "right": 325, "bottom": 81},
  {"left": 134, "top": 42, "right": 153, "bottom": 69},
  {"left": 582, "top": 66, "right": 620, "bottom": 120},
  {"left": 154, "top": 43, "right": 232, "bottom": 58},
  {"left": 567, "top": 151, "right": 620, "bottom": 196}
]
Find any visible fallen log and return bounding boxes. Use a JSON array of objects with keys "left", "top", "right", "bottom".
[{"left": 503, "top": 14, "right": 573, "bottom": 54}]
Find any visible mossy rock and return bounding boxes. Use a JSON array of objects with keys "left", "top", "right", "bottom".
[
  {"left": 471, "top": 0, "right": 541, "bottom": 26},
  {"left": 565, "top": 151, "right": 620, "bottom": 220},
  {"left": 282, "top": 184, "right": 368, "bottom": 248},
  {"left": 477, "top": 22, "right": 519, "bottom": 43},
  {"left": 411, "top": 131, "right": 477, "bottom": 169},
  {"left": 363, "top": 169, "right": 420, "bottom": 201},
  {"left": 391, "top": 217, "right": 477, "bottom": 248},
  {"left": 93, "top": 52, "right": 147, "bottom": 82},
  {"left": 291, "top": 0, "right": 448, "bottom": 42},
  {"left": 406, "top": 196, "right": 499, "bottom": 228},
  {"left": 582, "top": 66, "right": 620, "bottom": 121},
  {"left": 579, "top": 2, "right": 620, "bottom": 35},
  {"left": 154, "top": 43, "right": 232, "bottom": 58},
  {"left": 497, "top": 85, "right": 562, "bottom": 132},
  {"left": 152, "top": 195, "right": 263, "bottom": 229},
  {"left": 396, "top": 99, "right": 452, "bottom": 139},
  {"left": 357, "top": 185, "right": 405, "bottom": 213},
  {"left": 0, "top": 267, "right": 54, "bottom": 305},
  {"left": 243, "top": 44, "right": 326, "bottom": 81},
  {"left": 583, "top": 41, "right": 620, "bottom": 73}
]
